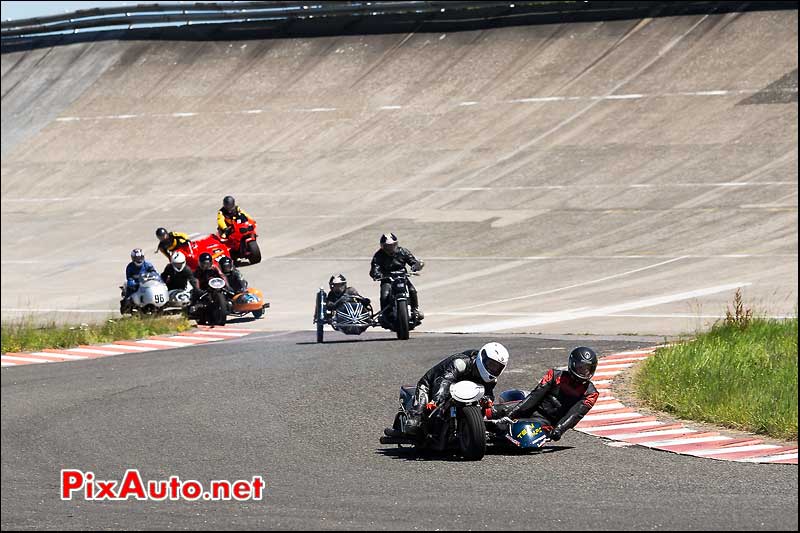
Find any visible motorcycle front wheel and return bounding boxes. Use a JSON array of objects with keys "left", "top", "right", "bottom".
[
  {"left": 396, "top": 302, "right": 410, "bottom": 340},
  {"left": 457, "top": 405, "right": 486, "bottom": 461},
  {"left": 211, "top": 292, "right": 227, "bottom": 326}
]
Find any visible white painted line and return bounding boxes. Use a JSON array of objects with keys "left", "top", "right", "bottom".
[
  {"left": 458, "top": 101, "right": 479, "bottom": 106},
  {"left": 582, "top": 421, "right": 664, "bottom": 432},
  {"left": 593, "top": 371, "right": 623, "bottom": 378},
  {"left": 639, "top": 435, "right": 733, "bottom": 447},
  {"left": 510, "top": 96, "right": 567, "bottom": 103},
  {"left": 596, "top": 362, "right": 635, "bottom": 368},
  {"left": 740, "top": 453, "right": 798, "bottom": 463},
  {"left": 31, "top": 352, "right": 88, "bottom": 360},
  {"left": 581, "top": 412, "right": 643, "bottom": 422},
  {"left": 601, "top": 94, "right": 645, "bottom": 100},
  {"left": 451, "top": 256, "right": 687, "bottom": 312},
  {"left": 1, "top": 355, "right": 49, "bottom": 363},
  {"left": 597, "top": 357, "right": 650, "bottom": 364},
  {"left": 608, "top": 349, "right": 657, "bottom": 356},
  {"left": 589, "top": 402, "right": 627, "bottom": 412},
  {"left": 609, "top": 428, "right": 698, "bottom": 440},
  {"left": 1, "top": 362, "right": 17, "bottom": 366},
  {"left": 242, "top": 109, "right": 263, "bottom": 114},
  {"left": 690, "top": 445, "right": 781, "bottom": 457},
  {"left": 171, "top": 112, "right": 197, "bottom": 117},
  {"left": 103, "top": 344, "right": 155, "bottom": 351},
  {"left": 171, "top": 335, "right": 221, "bottom": 342},
  {"left": 135, "top": 339, "right": 193, "bottom": 347},
  {"left": 60, "top": 347, "right": 128, "bottom": 356},
  {"left": 379, "top": 105, "right": 403, "bottom": 110},
  {"left": 191, "top": 331, "right": 248, "bottom": 337},
  {"left": 201, "top": 327, "right": 254, "bottom": 333}
]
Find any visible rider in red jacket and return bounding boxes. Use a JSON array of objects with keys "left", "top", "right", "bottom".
[{"left": 495, "top": 347, "right": 600, "bottom": 441}]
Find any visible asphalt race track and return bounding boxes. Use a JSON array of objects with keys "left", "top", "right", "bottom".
[
  {"left": 2, "top": 332, "right": 797, "bottom": 530},
  {"left": 1, "top": 4, "right": 798, "bottom": 531}
]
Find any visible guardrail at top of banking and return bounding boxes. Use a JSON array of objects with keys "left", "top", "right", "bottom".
[
  {"left": 0, "top": 1, "right": 531, "bottom": 39},
  {"left": 2, "top": 1, "right": 797, "bottom": 41}
]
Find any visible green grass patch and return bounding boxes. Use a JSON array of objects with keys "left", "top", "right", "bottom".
[
  {"left": 1, "top": 315, "right": 193, "bottom": 354},
  {"left": 634, "top": 317, "right": 798, "bottom": 441}
]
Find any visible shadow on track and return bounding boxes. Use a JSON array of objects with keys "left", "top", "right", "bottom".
[
  {"left": 375, "top": 445, "right": 573, "bottom": 461},
  {"left": 295, "top": 337, "right": 399, "bottom": 345}
]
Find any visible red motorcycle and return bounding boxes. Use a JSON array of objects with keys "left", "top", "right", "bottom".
[
  {"left": 175, "top": 234, "right": 231, "bottom": 272},
  {"left": 221, "top": 215, "right": 261, "bottom": 266}
]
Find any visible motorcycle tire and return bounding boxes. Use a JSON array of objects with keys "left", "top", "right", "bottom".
[
  {"left": 316, "top": 319, "right": 324, "bottom": 343},
  {"left": 246, "top": 240, "right": 261, "bottom": 265},
  {"left": 396, "top": 302, "right": 410, "bottom": 340},
  {"left": 211, "top": 292, "right": 227, "bottom": 326},
  {"left": 457, "top": 405, "right": 486, "bottom": 461}
]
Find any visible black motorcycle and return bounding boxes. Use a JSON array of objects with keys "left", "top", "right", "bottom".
[
  {"left": 380, "top": 380, "right": 487, "bottom": 460},
  {"left": 188, "top": 277, "right": 228, "bottom": 326},
  {"left": 376, "top": 269, "right": 422, "bottom": 340}
]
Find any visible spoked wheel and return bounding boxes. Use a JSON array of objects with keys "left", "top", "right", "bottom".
[{"left": 458, "top": 405, "right": 486, "bottom": 461}]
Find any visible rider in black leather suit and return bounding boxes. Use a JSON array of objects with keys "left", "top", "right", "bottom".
[
  {"left": 385, "top": 342, "right": 510, "bottom": 439},
  {"left": 369, "top": 233, "right": 424, "bottom": 319}
]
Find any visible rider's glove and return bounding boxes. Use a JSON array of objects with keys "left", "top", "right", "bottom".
[
  {"left": 479, "top": 397, "right": 494, "bottom": 418},
  {"left": 411, "top": 261, "right": 423, "bottom": 272},
  {"left": 498, "top": 416, "right": 514, "bottom": 426},
  {"left": 549, "top": 427, "right": 563, "bottom": 441},
  {"left": 424, "top": 402, "right": 437, "bottom": 413}
]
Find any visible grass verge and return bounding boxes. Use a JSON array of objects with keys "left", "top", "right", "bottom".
[
  {"left": 1, "top": 315, "right": 193, "bottom": 354},
  {"left": 634, "top": 316, "right": 798, "bottom": 441}
]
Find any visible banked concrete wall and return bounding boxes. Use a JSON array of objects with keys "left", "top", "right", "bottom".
[{"left": 1, "top": 8, "right": 797, "bottom": 334}]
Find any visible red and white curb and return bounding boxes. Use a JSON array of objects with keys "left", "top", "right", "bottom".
[
  {"left": 0, "top": 326, "right": 254, "bottom": 367},
  {"left": 575, "top": 347, "right": 798, "bottom": 465}
]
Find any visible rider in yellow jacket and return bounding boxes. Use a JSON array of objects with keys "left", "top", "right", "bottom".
[
  {"left": 217, "top": 195, "right": 253, "bottom": 237},
  {"left": 155, "top": 227, "right": 191, "bottom": 259}
]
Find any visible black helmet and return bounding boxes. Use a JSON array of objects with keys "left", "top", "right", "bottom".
[
  {"left": 329, "top": 273, "right": 347, "bottom": 292},
  {"left": 155, "top": 227, "right": 170, "bottom": 242},
  {"left": 380, "top": 233, "right": 398, "bottom": 255},
  {"left": 219, "top": 256, "right": 233, "bottom": 274},
  {"left": 198, "top": 252, "right": 213, "bottom": 270},
  {"left": 568, "top": 347, "right": 598, "bottom": 382},
  {"left": 223, "top": 195, "right": 236, "bottom": 213}
]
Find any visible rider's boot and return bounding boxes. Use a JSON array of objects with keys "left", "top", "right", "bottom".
[{"left": 413, "top": 307, "right": 425, "bottom": 321}]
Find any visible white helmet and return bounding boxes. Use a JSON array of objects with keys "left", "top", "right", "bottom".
[
  {"left": 475, "top": 342, "right": 509, "bottom": 383},
  {"left": 380, "top": 233, "right": 398, "bottom": 255},
  {"left": 170, "top": 251, "right": 187, "bottom": 272}
]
